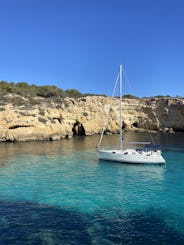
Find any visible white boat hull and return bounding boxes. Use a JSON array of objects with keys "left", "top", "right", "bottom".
[{"left": 97, "top": 149, "right": 166, "bottom": 164}]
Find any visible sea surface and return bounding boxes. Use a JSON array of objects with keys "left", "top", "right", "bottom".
[{"left": 0, "top": 132, "right": 184, "bottom": 244}]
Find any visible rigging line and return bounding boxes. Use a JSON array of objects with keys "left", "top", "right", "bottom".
[
  {"left": 144, "top": 121, "right": 151, "bottom": 143},
  {"left": 97, "top": 72, "right": 120, "bottom": 149},
  {"left": 122, "top": 130, "right": 128, "bottom": 149},
  {"left": 124, "top": 68, "right": 155, "bottom": 145},
  {"left": 123, "top": 67, "right": 135, "bottom": 96},
  {"left": 144, "top": 121, "right": 155, "bottom": 145}
]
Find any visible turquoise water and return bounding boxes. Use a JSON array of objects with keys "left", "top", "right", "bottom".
[{"left": 0, "top": 133, "right": 184, "bottom": 244}]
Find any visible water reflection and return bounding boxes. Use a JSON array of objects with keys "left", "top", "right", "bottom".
[{"left": 0, "top": 131, "right": 183, "bottom": 157}]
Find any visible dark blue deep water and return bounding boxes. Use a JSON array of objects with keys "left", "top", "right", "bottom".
[{"left": 0, "top": 132, "right": 184, "bottom": 244}]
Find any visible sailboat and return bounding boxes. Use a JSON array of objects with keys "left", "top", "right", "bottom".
[{"left": 97, "top": 65, "right": 166, "bottom": 164}]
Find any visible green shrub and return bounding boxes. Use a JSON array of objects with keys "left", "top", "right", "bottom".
[
  {"left": 65, "top": 89, "right": 82, "bottom": 98},
  {"left": 123, "top": 94, "right": 139, "bottom": 99}
]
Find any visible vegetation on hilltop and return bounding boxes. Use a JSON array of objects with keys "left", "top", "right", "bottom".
[
  {"left": 0, "top": 80, "right": 140, "bottom": 107},
  {"left": 123, "top": 94, "right": 139, "bottom": 99},
  {"left": 0, "top": 81, "right": 84, "bottom": 98},
  {"left": 0, "top": 81, "right": 84, "bottom": 107}
]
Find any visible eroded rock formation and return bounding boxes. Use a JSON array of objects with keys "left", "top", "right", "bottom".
[{"left": 0, "top": 96, "right": 183, "bottom": 141}]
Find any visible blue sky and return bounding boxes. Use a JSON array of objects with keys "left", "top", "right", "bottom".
[{"left": 0, "top": 0, "right": 184, "bottom": 97}]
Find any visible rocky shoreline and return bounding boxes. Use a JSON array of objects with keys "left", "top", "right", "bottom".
[{"left": 0, "top": 95, "right": 183, "bottom": 142}]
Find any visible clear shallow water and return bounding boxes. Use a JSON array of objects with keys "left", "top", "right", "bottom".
[{"left": 0, "top": 133, "right": 184, "bottom": 244}]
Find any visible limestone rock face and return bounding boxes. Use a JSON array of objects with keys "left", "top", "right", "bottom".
[{"left": 0, "top": 96, "right": 183, "bottom": 141}]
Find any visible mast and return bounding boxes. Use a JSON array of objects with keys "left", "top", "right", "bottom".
[{"left": 120, "top": 64, "right": 123, "bottom": 150}]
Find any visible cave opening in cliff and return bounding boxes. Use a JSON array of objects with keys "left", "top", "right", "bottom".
[
  {"left": 132, "top": 122, "right": 138, "bottom": 128},
  {"left": 122, "top": 121, "right": 126, "bottom": 129},
  {"left": 72, "top": 120, "right": 86, "bottom": 136}
]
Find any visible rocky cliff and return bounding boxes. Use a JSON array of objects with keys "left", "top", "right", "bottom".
[{"left": 0, "top": 95, "right": 183, "bottom": 141}]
